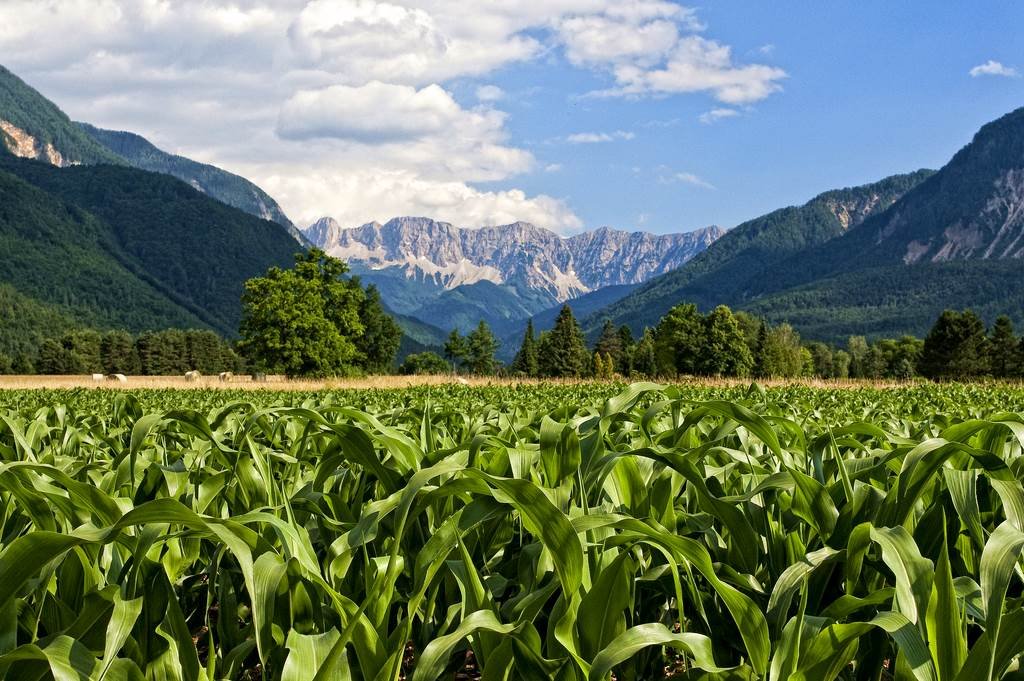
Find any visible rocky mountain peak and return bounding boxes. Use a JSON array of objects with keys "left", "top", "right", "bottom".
[{"left": 303, "top": 217, "right": 724, "bottom": 306}]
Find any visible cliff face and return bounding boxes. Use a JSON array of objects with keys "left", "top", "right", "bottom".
[{"left": 305, "top": 216, "right": 724, "bottom": 303}]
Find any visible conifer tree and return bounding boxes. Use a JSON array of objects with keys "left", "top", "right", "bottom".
[
  {"left": 511, "top": 319, "right": 539, "bottom": 376},
  {"left": 466, "top": 321, "right": 499, "bottom": 375},
  {"left": 989, "top": 315, "right": 1019, "bottom": 377},
  {"left": 537, "top": 305, "right": 590, "bottom": 377},
  {"left": 919, "top": 309, "right": 990, "bottom": 379}
]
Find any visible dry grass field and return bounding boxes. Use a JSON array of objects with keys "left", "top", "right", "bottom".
[{"left": 0, "top": 373, "right": 927, "bottom": 391}]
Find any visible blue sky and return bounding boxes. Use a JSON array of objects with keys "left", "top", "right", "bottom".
[
  {"left": 2, "top": 1, "right": 1021, "bottom": 235},
  {"left": 466, "top": 3, "right": 1024, "bottom": 233}
]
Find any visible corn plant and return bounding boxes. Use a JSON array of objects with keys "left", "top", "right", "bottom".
[{"left": 0, "top": 382, "right": 1022, "bottom": 679}]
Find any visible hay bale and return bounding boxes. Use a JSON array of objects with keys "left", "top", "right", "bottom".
[
  {"left": 109, "top": 374, "right": 127, "bottom": 383},
  {"left": 218, "top": 371, "right": 233, "bottom": 382},
  {"left": 91, "top": 373, "right": 104, "bottom": 382},
  {"left": 185, "top": 371, "right": 200, "bottom": 382}
]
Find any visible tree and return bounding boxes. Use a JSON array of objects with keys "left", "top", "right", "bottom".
[
  {"left": 989, "top": 315, "right": 1020, "bottom": 377},
  {"left": 101, "top": 330, "right": 140, "bottom": 375},
  {"left": 806, "top": 342, "right": 835, "bottom": 378},
  {"left": 356, "top": 285, "right": 402, "bottom": 373},
  {"left": 697, "top": 305, "right": 753, "bottom": 376},
  {"left": 632, "top": 328, "right": 657, "bottom": 377},
  {"left": 594, "top": 319, "right": 624, "bottom": 367},
  {"left": 511, "top": 320, "right": 539, "bottom": 376},
  {"left": 38, "top": 338, "right": 72, "bottom": 374},
  {"left": 444, "top": 330, "right": 467, "bottom": 373},
  {"left": 399, "top": 351, "right": 450, "bottom": 375},
  {"left": 593, "top": 352, "right": 614, "bottom": 379},
  {"left": 734, "top": 311, "right": 762, "bottom": 358},
  {"left": 919, "top": 309, "right": 990, "bottom": 379},
  {"left": 537, "top": 305, "right": 590, "bottom": 377},
  {"left": 62, "top": 330, "right": 102, "bottom": 374},
  {"left": 833, "top": 350, "right": 851, "bottom": 379},
  {"left": 617, "top": 325, "right": 635, "bottom": 375},
  {"left": 239, "top": 249, "right": 366, "bottom": 377},
  {"left": 758, "top": 323, "right": 803, "bottom": 377},
  {"left": 465, "top": 321, "right": 499, "bottom": 374},
  {"left": 0, "top": 353, "right": 12, "bottom": 375},
  {"left": 654, "top": 303, "right": 703, "bottom": 376},
  {"left": 847, "top": 336, "right": 869, "bottom": 378}
]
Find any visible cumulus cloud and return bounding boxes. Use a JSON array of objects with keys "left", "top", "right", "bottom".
[
  {"left": 0, "top": 0, "right": 779, "bottom": 231},
  {"left": 565, "top": 130, "right": 635, "bottom": 144},
  {"left": 969, "top": 60, "right": 1019, "bottom": 78},
  {"left": 698, "top": 107, "right": 740, "bottom": 124},
  {"left": 255, "top": 167, "right": 581, "bottom": 231}
]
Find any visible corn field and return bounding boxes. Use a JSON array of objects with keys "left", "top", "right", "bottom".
[{"left": 1, "top": 382, "right": 1023, "bottom": 680}]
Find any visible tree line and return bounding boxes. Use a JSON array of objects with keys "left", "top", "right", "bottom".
[
  {"left": 401, "top": 303, "right": 1024, "bottom": 381},
  {"left": 16, "top": 328, "right": 244, "bottom": 376}
]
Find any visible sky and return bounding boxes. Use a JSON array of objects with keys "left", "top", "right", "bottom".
[{"left": 1, "top": 1, "right": 1022, "bottom": 235}]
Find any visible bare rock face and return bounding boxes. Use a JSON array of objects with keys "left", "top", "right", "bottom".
[
  {"left": 304, "top": 216, "right": 725, "bottom": 303},
  {"left": 0, "top": 119, "right": 73, "bottom": 166}
]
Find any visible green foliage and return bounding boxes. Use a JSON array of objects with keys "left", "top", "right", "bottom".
[
  {"left": 465, "top": 320, "right": 499, "bottom": 374},
  {"left": 757, "top": 323, "right": 804, "bottom": 377},
  {"left": 78, "top": 123, "right": 301, "bottom": 237},
  {"left": 989, "top": 315, "right": 1020, "bottom": 377},
  {"left": 511, "top": 319, "right": 539, "bottom": 376},
  {"left": 920, "top": 309, "right": 991, "bottom": 379},
  {"left": 0, "top": 65, "right": 123, "bottom": 164},
  {"left": 699, "top": 305, "right": 754, "bottom": 376},
  {"left": 654, "top": 302, "right": 703, "bottom": 376},
  {"left": 239, "top": 250, "right": 369, "bottom": 377},
  {"left": 355, "top": 285, "right": 403, "bottom": 373},
  {"left": 1, "top": 382, "right": 1024, "bottom": 679},
  {"left": 398, "top": 351, "right": 450, "bottom": 375},
  {"left": 538, "top": 305, "right": 591, "bottom": 377},
  {"left": 444, "top": 329, "right": 468, "bottom": 371}
]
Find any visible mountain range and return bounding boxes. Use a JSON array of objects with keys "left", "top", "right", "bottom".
[
  {"left": 588, "top": 106, "right": 1024, "bottom": 343},
  {"left": 303, "top": 216, "right": 723, "bottom": 332},
  {"left": 4, "top": 58, "right": 1024, "bottom": 365}
]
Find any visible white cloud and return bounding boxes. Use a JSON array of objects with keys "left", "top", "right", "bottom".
[
  {"left": 969, "top": 60, "right": 1019, "bottom": 78},
  {"left": 0, "top": 0, "right": 782, "bottom": 231},
  {"left": 544, "top": 163, "right": 563, "bottom": 172},
  {"left": 255, "top": 167, "right": 581, "bottom": 231},
  {"left": 475, "top": 84, "right": 506, "bottom": 102},
  {"left": 601, "top": 36, "right": 787, "bottom": 102},
  {"left": 565, "top": 130, "right": 635, "bottom": 143},
  {"left": 698, "top": 107, "right": 740, "bottom": 124},
  {"left": 659, "top": 171, "right": 715, "bottom": 189}
]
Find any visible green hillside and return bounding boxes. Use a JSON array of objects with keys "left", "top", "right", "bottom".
[
  {"left": 587, "top": 170, "right": 934, "bottom": 335},
  {"left": 0, "top": 65, "right": 122, "bottom": 165},
  {"left": 79, "top": 123, "right": 306, "bottom": 242}
]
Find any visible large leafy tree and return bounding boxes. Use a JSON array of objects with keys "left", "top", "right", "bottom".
[
  {"left": 239, "top": 249, "right": 366, "bottom": 377},
  {"left": 757, "top": 323, "right": 804, "bottom": 377},
  {"left": 697, "top": 305, "right": 754, "bottom": 377},
  {"left": 538, "top": 305, "right": 590, "bottom": 377},
  {"left": 356, "top": 285, "right": 402, "bottom": 373},
  {"left": 919, "top": 309, "right": 990, "bottom": 379},
  {"left": 654, "top": 303, "right": 703, "bottom": 376}
]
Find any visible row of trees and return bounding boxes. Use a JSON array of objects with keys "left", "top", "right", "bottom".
[
  {"left": 401, "top": 302, "right": 1024, "bottom": 381},
  {"left": 31, "top": 329, "right": 244, "bottom": 376}
]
